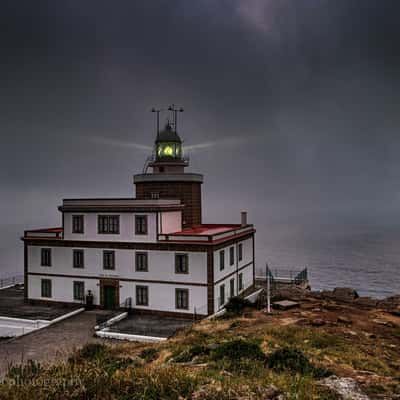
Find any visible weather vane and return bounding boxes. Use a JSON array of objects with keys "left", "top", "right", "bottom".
[{"left": 168, "top": 104, "right": 184, "bottom": 133}]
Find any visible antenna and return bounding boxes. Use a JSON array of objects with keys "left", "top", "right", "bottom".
[
  {"left": 151, "top": 108, "right": 163, "bottom": 136},
  {"left": 168, "top": 104, "right": 184, "bottom": 133}
]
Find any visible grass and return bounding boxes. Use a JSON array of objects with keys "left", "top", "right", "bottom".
[{"left": 1, "top": 309, "right": 399, "bottom": 399}]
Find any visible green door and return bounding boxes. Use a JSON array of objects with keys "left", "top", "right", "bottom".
[{"left": 103, "top": 286, "right": 116, "bottom": 309}]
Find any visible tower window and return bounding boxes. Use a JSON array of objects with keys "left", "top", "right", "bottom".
[
  {"left": 135, "top": 252, "right": 148, "bottom": 272},
  {"left": 239, "top": 273, "right": 244, "bottom": 291},
  {"left": 219, "top": 284, "right": 225, "bottom": 307},
  {"left": 73, "top": 249, "right": 84, "bottom": 269},
  {"left": 73, "top": 281, "right": 85, "bottom": 301},
  {"left": 230, "top": 278, "right": 235, "bottom": 298},
  {"left": 135, "top": 215, "right": 148, "bottom": 235},
  {"left": 98, "top": 215, "right": 120, "bottom": 234},
  {"left": 229, "top": 247, "right": 235, "bottom": 266},
  {"left": 219, "top": 250, "right": 225, "bottom": 271},
  {"left": 103, "top": 251, "right": 115, "bottom": 270},
  {"left": 41, "top": 279, "right": 52, "bottom": 298},
  {"left": 72, "top": 215, "right": 84, "bottom": 234},
  {"left": 238, "top": 243, "right": 243, "bottom": 261},
  {"left": 176, "top": 289, "right": 189, "bottom": 310},
  {"left": 175, "top": 254, "right": 189, "bottom": 274},
  {"left": 41, "top": 248, "right": 52, "bottom": 267},
  {"left": 136, "top": 286, "right": 149, "bottom": 306}
]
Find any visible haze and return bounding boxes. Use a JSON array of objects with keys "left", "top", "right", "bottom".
[{"left": 1, "top": 1, "right": 399, "bottom": 279}]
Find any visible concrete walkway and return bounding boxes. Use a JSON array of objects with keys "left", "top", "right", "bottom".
[{"left": 0, "top": 310, "right": 110, "bottom": 378}]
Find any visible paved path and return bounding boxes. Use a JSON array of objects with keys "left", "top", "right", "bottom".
[{"left": 0, "top": 311, "right": 109, "bottom": 378}]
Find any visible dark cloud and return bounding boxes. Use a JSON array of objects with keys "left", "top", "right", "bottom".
[{"left": 1, "top": 0, "right": 400, "bottom": 276}]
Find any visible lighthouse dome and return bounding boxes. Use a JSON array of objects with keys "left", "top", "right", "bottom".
[
  {"left": 156, "top": 122, "right": 182, "bottom": 143},
  {"left": 155, "top": 122, "right": 183, "bottom": 160}
]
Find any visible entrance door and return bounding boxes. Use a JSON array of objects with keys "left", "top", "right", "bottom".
[{"left": 103, "top": 285, "right": 116, "bottom": 309}]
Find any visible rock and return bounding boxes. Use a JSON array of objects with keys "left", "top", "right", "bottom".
[
  {"left": 318, "top": 375, "right": 370, "bottom": 400},
  {"left": 310, "top": 318, "right": 326, "bottom": 327},
  {"left": 256, "top": 384, "right": 281, "bottom": 399},
  {"left": 363, "top": 332, "right": 377, "bottom": 339},
  {"left": 378, "top": 295, "right": 400, "bottom": 310},
  {"left": 332, "top": 287, "right": 359, "bottom": 302},
  {"left": 354, "top": 297, "right": 378, "bottom": 308},
  {"left": 272, "top": 300, "right": 300, "bottom": 310},
  {"left": 323, "top": 302, "right": 343, "bottom": 311},
  {"left": 337, "top": 316, "right": 352, "bottom": 324},
  {"left": 372, "top": 318, "right": 395, "bottom": 327}
]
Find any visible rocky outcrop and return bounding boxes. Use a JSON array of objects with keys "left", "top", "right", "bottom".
[{"left": 318, "top": 376, "right": 370, "bottom": 400}]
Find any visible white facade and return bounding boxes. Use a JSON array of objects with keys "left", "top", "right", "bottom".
[{"left": 25, "top": 199, "right": 255, "bottom": 316}]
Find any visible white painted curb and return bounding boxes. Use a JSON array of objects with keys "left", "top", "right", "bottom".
[
  {"left": 0, "top": 308, "right": 85, "bottom": 339},
  {"left": 94, "top": 312, "right": 128, "bottom": 330},
  {"left": 95, "top": 329, "right": 167, "bottom": 342}
]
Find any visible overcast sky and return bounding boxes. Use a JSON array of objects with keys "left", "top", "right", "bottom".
[{"left": 1, "top": 1, "right": 400, "bottom": 276}]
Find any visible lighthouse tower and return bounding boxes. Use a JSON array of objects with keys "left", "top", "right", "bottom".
[{"left": 134, "top": 114, "right": 203, "bottom": 227}]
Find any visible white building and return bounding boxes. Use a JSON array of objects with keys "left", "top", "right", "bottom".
[{"left": 23, "top": 119, "right": 255, "bottom": 317}]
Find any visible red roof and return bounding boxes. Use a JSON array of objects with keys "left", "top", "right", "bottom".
[
  {"left": 27, "top": 227, "right": 63, "bottom": 233},
  {"left": 169, "top": 224, "right": 242, "bottom": 236}
]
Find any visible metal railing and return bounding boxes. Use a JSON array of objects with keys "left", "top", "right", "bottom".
[
  {"left": 256, "top": 265, "right": 309, "bottom": 287},
  {"left": 0, "top": 275, "right": 24, "bottom": 290}
]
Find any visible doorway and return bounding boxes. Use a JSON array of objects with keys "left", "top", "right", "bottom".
[
  {"left": 103, "top": 286, "right": 116, "bottom": 309},
  {"left": 100, "top": 279, "right": 119, "bottom": 309}
]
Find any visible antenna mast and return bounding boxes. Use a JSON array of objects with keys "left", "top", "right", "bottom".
[{"left": 151, "top": 107, "right": 163, "bottom": 137}]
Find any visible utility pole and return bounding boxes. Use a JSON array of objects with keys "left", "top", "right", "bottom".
[{"left": 266, "top": 262, "right": 271, "bottom": 313}]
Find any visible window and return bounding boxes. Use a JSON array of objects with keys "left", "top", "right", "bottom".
[
  {"left": 239, "top": 273, "right": 243, "bottom": 291},
  {"left": 136, "top": 286, "right": 148, "bottom": 306},
  {"left": 103, "top": 251, "right": 115, "bottom": 270},
  {"left": 41, "top": 279, "right": 52, "bottom": 298},
  {"left": 176, "top": 288, "right": 189, "bottom": 310},
  {"left": 230, "top": 278, "right": 235, "bottom": 298},
  {"left": 73, "top": 249, "right": 84, "bottom": 269},
  {"left": 238, "top": 243, "right": 243, "bottom": 262},
  {"left": 135, "top": 252, "right": 148, "bottom": 272},
  {"left": 98, "top": 215, "right": 120, "bottom": 234},
  {"left": 175, "top": 254, "right": 189, "bottom": 274},
  {"left": 73, "top": 281, "right": 85, "bottom": 301},
  {"left": 219, "top": 284, "right": 225, "bottom": 307},
  {"left": 41, "top": 248, "right": 52, "bottom": 267},
  {"left": 72, "top": 215, "right": 84, "bottom": 234},
  {"left": 229, "top": 247, "right": 235, "bottom": 266},
  {"left": 151, "top": 192, "right": 159, "bottom": 199},
  {"left": 135, "top": 215, "right": 148, "bottom": 235},
  {"left": 219, "top": 250, "right": 225, "bottom": 271}
]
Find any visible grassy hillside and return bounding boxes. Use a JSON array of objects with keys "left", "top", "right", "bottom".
[{"left": 0, "top": 295, "right": 399, "bottom": 399}]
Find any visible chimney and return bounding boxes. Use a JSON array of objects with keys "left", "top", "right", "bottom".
[{"left": 241, "top": 211, "right": 247, "bottom": 226}]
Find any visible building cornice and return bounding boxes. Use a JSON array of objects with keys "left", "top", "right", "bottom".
[{"left": 133, "top": 173, "right": 203, "bottom": 183}]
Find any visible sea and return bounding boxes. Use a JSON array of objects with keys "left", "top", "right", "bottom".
[{"left": 1, "top": 220, "right": 399, "bottom": 299}]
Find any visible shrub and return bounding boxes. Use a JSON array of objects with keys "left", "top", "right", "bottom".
[
  {"left": 224, "top": 297, "right": 252, "bottom": 315},
  {"left": 70, "top": 342, "right": 110, "bottom": 362},
  {"left": 139, "top": 347, "right": 159, "bottom": 362},
  {"left": 173, "top": 344, "right": 208, "bottom": 363},
  {"left": 266, "top": 347, "right": 330, "bottom": 378},
  {"left": 211, "top": 339, "right": 265, "bottom": 361}
]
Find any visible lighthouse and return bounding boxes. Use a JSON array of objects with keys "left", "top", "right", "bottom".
[
  {"left": 134, "top": 113, "right": 203, "bottom": 227},
  {"left": 22, "top": 107, "right": 255, "bottom": 317}
]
